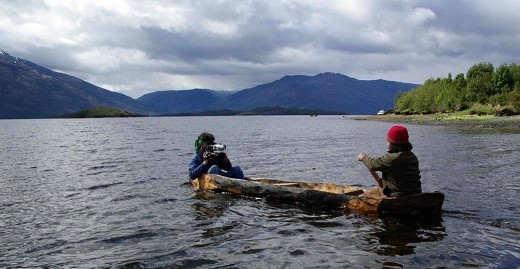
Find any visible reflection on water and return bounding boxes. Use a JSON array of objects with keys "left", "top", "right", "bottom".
[
  {"left": 0, "top": 116, "right": 518, "bottom": 268},
  {"left": 369, "top": 216, "right": 446, "bottom": 256},
  {"left": 190, "top": 191, "right": 449, "bottom": 268}
]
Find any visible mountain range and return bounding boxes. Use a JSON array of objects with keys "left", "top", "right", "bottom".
[
  {"left": 0, "top": 51, "right": 420, "bottom": 119},
  {"left": 0, "top": 51, "right": 152, "bottom": 119},
  {"left": 137, "top": 73, "right": 419, "bottom": 115}
]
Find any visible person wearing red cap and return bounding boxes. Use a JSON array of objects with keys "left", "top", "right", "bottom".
[{"left": 357, "top": 125, "right": 422, "bottom": 198}]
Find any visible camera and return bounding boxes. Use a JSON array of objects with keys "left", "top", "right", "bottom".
[{"left": 203, "top": 143, "right": 227, "bottom": 159}]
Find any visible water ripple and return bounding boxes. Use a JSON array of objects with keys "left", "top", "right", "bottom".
[
  {"left": 85, "top": 182, "right": 124, "bottom": 191},
  {"left": 99, "top": 230, "right": 158, "bottom": 244},
  {"left": 0, "top": 117, "right": 518, "bottom": 268}
]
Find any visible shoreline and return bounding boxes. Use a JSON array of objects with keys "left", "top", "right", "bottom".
[{"left": 352, "top": 114, "right": 520, "bottom": 134}]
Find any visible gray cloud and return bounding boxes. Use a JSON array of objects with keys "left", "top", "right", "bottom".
[{"left": 1, "top": 0, "right": 519, "bottom": 98}]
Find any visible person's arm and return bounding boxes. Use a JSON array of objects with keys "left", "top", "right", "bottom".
[
  {"left": 189, "top": 154, "right": 209, "bottom": 180},
  {"left": 217, "top": 154, "right": 232, "bottom": 171},
  {"left": 358, "top": 152, "right": 385, "bottom": 187}
]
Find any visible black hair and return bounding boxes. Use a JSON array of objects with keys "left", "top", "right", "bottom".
[
  {"left": 194, "top": 132, "right": 215, "bottom": 153},
  {"left": 198, "top": 132, "right": 215, "bottom": 144},
  {"left": 388, "top": 142, "right": 413, "bottom": 153}
]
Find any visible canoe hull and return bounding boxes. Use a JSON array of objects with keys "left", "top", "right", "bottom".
[{"left": 192, "top": 174, "right": 444, "bottom": 217}]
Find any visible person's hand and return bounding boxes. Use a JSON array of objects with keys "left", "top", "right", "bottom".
[
  {"left": 203, "top": 151, "right": 212, "bottom": 164},
  {"left": 217, "top": 153, "right": 232, "bottom": 171},
  {"left": 357, "top": 152, "right": 366, "bottom": 161},
  {"left": 218, "top": 152, "right": 228, "bottom": 162}
]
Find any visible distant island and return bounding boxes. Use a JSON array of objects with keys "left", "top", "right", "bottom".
[
  {"left": 163, "top": 106, "right": 346, "bottom": 116},
  {"left": 60, "top": 107, "right": 147, "bottom": 118},
  {"left": 59, "top": 106, "right": 343, "bottom": 118}
]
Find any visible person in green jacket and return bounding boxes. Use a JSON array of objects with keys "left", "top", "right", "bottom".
[{"left": 357, "top": 125, "right": 422, "bottom": 198}]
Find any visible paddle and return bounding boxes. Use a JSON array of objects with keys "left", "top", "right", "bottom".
[
  {"left": 358, "top": 152, "right": 383, "bottom": 188},
  {"left": 368, "top": 168, "right": 383, "bottom": 188}
]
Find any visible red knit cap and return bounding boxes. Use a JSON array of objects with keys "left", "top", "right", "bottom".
[{"left": 386, "top": 125, "right": 409, "bottom": 144}]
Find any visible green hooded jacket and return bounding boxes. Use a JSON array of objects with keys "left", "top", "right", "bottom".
[{"left": 362, "top": 150, "right": 422, "bottom": 196}]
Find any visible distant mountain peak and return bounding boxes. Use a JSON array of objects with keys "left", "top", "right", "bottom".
[
  {"left": 280, "top": 72, "right": 350, "bottom": 80},
  {"left": 0, "top": 52, "right": 154, "bottom": 119},
  {"left": 0, "top": 50, "right": 11, "bottom": 60},
  {"left": 0, "top": 51, "right": 28, "bottom": 66},
  {"left": 0, "top": 50, "right": 13, "bottom": 58},
  {"left": 199, "top": 72, "right": 419, "bottom": 114},
  {"left": 316, "top": 72, "right": 348, "bottom": 77}
]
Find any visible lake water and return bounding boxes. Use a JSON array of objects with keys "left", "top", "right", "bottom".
[{"left": 0, "top": 116, "right": 518, "bottom": 268}]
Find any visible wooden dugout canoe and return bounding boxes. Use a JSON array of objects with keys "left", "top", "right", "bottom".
[{"left": 191, "top": 174, "right": 445, "bottom": 217}]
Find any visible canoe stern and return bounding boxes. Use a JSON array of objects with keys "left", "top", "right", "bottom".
[{"left": 376, "top": 192, "right": 445, "bottom": 216}]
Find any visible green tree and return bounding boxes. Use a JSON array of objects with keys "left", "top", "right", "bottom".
[
  {"left": 453, "top": 73, "right": 467, "bottom": 109},
  {"left": 508, "top": 63, "right": 520, "bottom": 82},
  {"left": 466, "top": 62, "right": 495, "bottom": 103},
  {"left": 434, "top": 78, "right": 459, "bottom": 112},
  {"left": 447, "top": 72, "right": 453, "bottom": 83},
  {"left": 393, "top": 62, "right": 520, "bottom": 115},
  {"left": 510, "top": 82, "right": 520, "bottom": 110},
  {"left": 494, "top": 64, "right": 514, "bottom": 93},
  {"left": 394, "top": 89, "right": 414, "bottom": 114}
]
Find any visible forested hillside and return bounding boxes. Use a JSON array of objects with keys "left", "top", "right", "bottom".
[{"left": 394, "top": 63, "right": 520, "bottom": 115}]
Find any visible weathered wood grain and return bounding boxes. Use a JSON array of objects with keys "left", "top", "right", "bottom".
[{"left": 191, "top": 174, "right": 444, "bottom": 216}]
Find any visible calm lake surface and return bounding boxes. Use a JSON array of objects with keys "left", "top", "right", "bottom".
[{"left": 0, "top": 116, "right": 518, "bottom": 268}]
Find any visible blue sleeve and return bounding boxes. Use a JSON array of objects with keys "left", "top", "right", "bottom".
[{"left": 188, "top": 154, "right": 208, "bottom": 180}]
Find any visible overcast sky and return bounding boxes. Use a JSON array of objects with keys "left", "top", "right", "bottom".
[{"left": 1, "top": 0, "right": 519, "bottom": 98}]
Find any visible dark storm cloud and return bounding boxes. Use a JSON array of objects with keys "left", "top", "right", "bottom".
[{"left": 1, "top": 0, "right": 519, "bottom": 98}]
